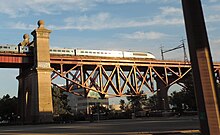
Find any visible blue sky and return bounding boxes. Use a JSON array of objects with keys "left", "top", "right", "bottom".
[{"left": 0, "top": 0, "right": 220, "bottom": 98}]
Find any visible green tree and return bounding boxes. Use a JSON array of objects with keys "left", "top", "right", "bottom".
[
  {"left": 170, "top": 74, "right": 197, "bottom": 111},
  {"left": 146, "top": 94, "right": 159, "bottom": 110},
  {"left": 119, "top": 99, "right": 126, "bottom": 111},
  {"left": 0, "top": 94, "right": 18, "bottom": 121},
  {"left": 126, "top": 90, "right": 147, "bottom": 113},
  {"left": 91, "top": 103, "right": 109, "bottom": 114},
  {"left": 52, "top": 86, "right": 71, "bottom": 116}
]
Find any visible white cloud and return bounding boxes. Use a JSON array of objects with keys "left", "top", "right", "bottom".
[
  {"left": 0, "top": 0, "right": 142, "bottom": 18},
  {"left": 211, "top": 39, "right": 220, "bottom": 45},
  {"left": 210, "top": 5, "right": 220, "bottom": 11},
  {"left": 8, "top": 10, "right": 184, "bottom": 31},
  {"left": 210, "top": 38, "right": 220, "bottom": 61},
  {"left": 207, "top": 15, "right": 220, "bottom": 22},
  {"left": 209, "top": 0, "right": 219, "bottom": 2},
  {"left": 144, "top": 0, "right": 178, "bottom": 4},
  {"left": 106, "top": 0, "right": 139, "bottom": 4},
  {"left": 50, "top": 15, "right": 183, "bottom": 30},
  {"left": 0, "top": 0, "right": 182, "bottom": 18},
  {"left": 0, "top": 0, "right": 100, "bottom": 17},
  {"left": 0, "top": 1, "right": 184, "bottom": 31},
  {"left": 8, "top": 22, "right": 35, "bottom": 30},
  {"left": 118, "top": 31, "right": 170, "bottom": 40},
  {"left": 160, "top": 7, "right": 182, "bottom": 16},
  {"left": 52, "top": 6, "right": 184, "bottom": 30}
]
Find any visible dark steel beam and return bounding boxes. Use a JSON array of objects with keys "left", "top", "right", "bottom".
[{"left": 182, "top": 0, "right": 220, "bottom": 134}]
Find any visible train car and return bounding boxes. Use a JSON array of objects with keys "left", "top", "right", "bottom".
[
  {"left": 123, "top": 51, "right": 156, "bottom": 59},
  {"left": 75, "top": 49, "right": 123, "bottom": 57},
  {"left": 0, "top": 44, "right": 156, "bottom": 59},
  {"left": 0, "top": 45, "right": 18, "bottom": 53},
  {"left": 0, "top": 45, "right": 30, "bottom": 53},
  {"left": 50, "top": 48, "right": 75, "bottom": 55},
  {"left": 20, "top": 46, "right": 30, "bottom": 53}
]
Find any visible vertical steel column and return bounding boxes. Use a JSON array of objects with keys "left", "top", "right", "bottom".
[
  {"left": 66, "top": 73, "right": 69, "bottom": 91},
  {"left": 182, "top": 0, "right": 220, "bottom": 134},
  {"left": 116, "top": 66, "right": 121, "bottom": 95}
]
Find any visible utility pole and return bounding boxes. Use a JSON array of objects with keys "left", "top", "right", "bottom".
[
  {"left": 180, "top": 39, "right": 188, "bottom": 62},
  {"left": 160, "top": 40, "right": 188, "bottom": 62},
  {"left": 182, "top": 0, "right": 220, "bottom": 134},
  {"left": 160, "top": 45, "right": 164, "bottom": 60}
]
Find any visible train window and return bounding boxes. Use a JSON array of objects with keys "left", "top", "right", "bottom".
[
  {"left": 62, "top": 50, "right": 65, "bottom": 52},
  {"left": 0, "top": 46, "right": 2, "bottom": 48},
  {"left": 80, "top": 51, "right": 84, "bottom": 53},
  {"left": 67, "top": 50, "right": 70, "bottom": 52},
  {"left": 85, "top": 51, "right": 88, "bottom": 53},
  {"left": 89, "top": 51, "right": 92, "bottom": 54},
  {"left": 54, "top": 50, "right": 57, "bottom": 52},
  {"left": 3, "top": 46, "right": 7, "bottom": 49},
  {"left": 93, "top": 52, "right": 96, "bottom": 54},
  {"left": 58, "top": 50, "right": 61, "bottom": 52},
  {"left": 50, "top": 49, "right": 52, "bottom": 51},
  {"left": 97, "top": 52, "right": 100, "bottom": 54},
  {"left": 101, "top": 52, "right": 103, "bottom": 54}
]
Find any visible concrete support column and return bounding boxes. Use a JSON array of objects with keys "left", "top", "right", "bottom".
[{"left": 156, "top": 80, "right": 170, "bottom": 110}]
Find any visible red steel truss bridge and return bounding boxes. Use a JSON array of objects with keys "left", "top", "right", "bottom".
[
  {"left": 50, "top": 55, "right": 220, "bottom": 98},
  {"left": 0, "top": 46, "right": 220, "bottom": 122},
  {"left": 0, "top": 52, "right": 219, "bottom": 98}
]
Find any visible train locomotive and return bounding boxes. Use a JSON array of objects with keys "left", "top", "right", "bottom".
[{"left": 0, "top": 45, "right": 156, "bottom": 59}]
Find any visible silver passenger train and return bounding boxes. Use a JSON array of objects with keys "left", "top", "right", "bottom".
[
  {"left": 0, "top": 45, "right": 30, "bottom": 53},
  {"left": 50, "top": 48, "right": 156, "bottom": 59},
  {"left": 0, "top": 45, "right": 156, "bottom": 59}
]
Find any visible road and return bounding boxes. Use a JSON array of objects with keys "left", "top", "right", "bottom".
[{"left": 0, "top": 117, "right": 200, "bottom": 135}]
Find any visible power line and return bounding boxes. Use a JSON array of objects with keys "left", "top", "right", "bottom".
[{"left": 161, "top": 39, "right": 189, "bottom": 62}]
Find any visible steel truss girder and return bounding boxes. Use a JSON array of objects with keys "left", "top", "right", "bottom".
[
  {"left": 50, "top": 57, "right": 220, "bottom": 97},
  {"left": 50, "top": 58, "right": 220, "bottom": 97}
]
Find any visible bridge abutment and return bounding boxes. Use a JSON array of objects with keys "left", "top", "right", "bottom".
[{"left": 17, "top": 20, "right": 53, "bottom": 123}]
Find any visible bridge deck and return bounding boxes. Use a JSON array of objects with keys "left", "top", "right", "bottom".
[
  {"left": 0, "top": 53, "right": 33, "bottom": 68},
  {"left": 0, "top": 53, "right": 219, "bottom": 68}
]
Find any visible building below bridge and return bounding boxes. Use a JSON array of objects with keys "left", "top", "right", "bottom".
[{"left": 65, "top": 88, "right": 109, "bottom": 115}]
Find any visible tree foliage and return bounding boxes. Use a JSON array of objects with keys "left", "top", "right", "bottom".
[
  {"left": 0, "top": 94, "right": 18, "bottom": 120},
  {"left": 146, "top": 94, "right": 159, "bottom": 110},
  {"left": 52, "top": 86, "right": 71, "bottom": 116},
  {"left": 91, "top": 103, "right": 109, "bottom": 114},
  {"left": 119, "top": 99, "right": 126, "bottom": 111},
  {"left": 126, "top": 90, "right": 147, "bottom": 113},
  {"left": 170, "top": 74, "right": 197, "bottom": 111}
]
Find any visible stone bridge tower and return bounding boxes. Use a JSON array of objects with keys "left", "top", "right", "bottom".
[{"left": 17, "top": 20, "right": 53, "bottom": 123}]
